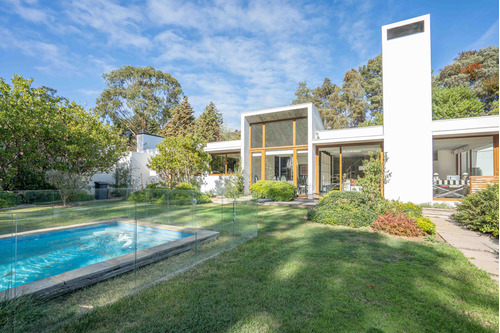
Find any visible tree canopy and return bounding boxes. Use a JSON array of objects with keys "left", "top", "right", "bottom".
[
  {"left": 0, "top": 75, "right": 125, "bottom": 190},
  {"left": 195, "top": 101, "right": 224, "bottom": 142},
  {"left": 292, "top": 45, "right": 498, "bottom": 128},
  {"left": 161, "top": 96, "right": 195, "bottom": 137},
  {"left": 95, "top": 66, "right": 183, "bottom": 145},
  {"left": 148, "top": 135, "right": 210, "bottom": 188}
]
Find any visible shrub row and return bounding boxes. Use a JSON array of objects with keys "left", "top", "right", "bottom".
[
  {"left": 309, "top": 190, "right": 436, "bottom": 236},
  {"left": 250, "top": 180, "right": 296, "bottom": 202},
  {"left": 0, "top": 190, "right": 94, "bottom": 208},
  {"left": 128, "top": 183, "right": 211, "bottom": 205}
]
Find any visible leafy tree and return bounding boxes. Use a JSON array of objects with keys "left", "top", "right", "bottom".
[
  {"left": 95, "top": 66, "right": 183, "bottom": 145},
  {"left": 148, "top": 135, "right": 210, "bottom": 188},
  {"left": 432, "top": 85, "right": 485, "bottom": 120},
  {"left": 195, "top": 101, "right": 224, "bottom": 142},
  {"left": 359, "top": 54, "right": 383, "bottom": 124},
  {"left": 293, "top": 70, "right": 367, "bottom": 129},
  {"left": 435, "top": 46, "right": 499, "bottom": 112},
  {"left": 45, "top": 170, "right": 89, "bottom": 206},
  {"left": 161, "top": 96, "right": 195, "bottom": 137},
  {"left": 0, "top": 75, "right": 125, "bottom": 190}
]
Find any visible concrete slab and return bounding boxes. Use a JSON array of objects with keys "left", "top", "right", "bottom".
[{"left": 423, "top": 208, "right": 499, "bottom": 282}]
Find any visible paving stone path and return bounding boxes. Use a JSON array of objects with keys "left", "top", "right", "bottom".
[{"left": 423, "top": 208, "right": 499, "bottom": 282}]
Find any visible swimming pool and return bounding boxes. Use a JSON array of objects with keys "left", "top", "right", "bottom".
[{"left": 0, "top": 221, "right": 218, "bottom": 297}]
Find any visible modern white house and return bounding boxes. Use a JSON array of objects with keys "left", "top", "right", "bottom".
[{"left": 95, "top": 14, "right": 499, "bottom": 204}]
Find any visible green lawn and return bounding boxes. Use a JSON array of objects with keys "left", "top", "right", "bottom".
[{"left": 52, "top": 205, "right": 498, "bottom": 332}]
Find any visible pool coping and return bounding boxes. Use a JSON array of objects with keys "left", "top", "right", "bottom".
[{"left": 0, "top": 219, "right": 219, "bottom": 300}]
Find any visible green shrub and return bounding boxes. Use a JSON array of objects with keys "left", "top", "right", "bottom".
[
  {"left": 66, "top": 190, "right": 94, "bottom": 203},
  {"left": 371, "top": 211, "right": 424, "bottom": 237},
  {"left": 0, "top": 191, "right": 20, "bottom": 208},
  {"left": 374, "top": 199, "right": 422, "bottom": 217},
  {"left": 249, "top": 180, "right": 273, "bottom": 199},
  {"left": 455, "top": 184, "right": 499, "bottom": 237},
  {"left": 416, "top": 217, "right": 436, "bottom": 235},
  {"left": 129, "top": 183, "right": 211, "bottom": 205},
  {"left": 309, "top": 191, "right": 377, "bottom": 227},
  {"left": 250, "top": 180, "right": 296, "bottom": 201}
]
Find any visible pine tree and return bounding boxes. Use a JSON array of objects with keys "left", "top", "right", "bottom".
[
  {"left": 161, "top": 96, "right": 195, "bottom": 137},
  {"left": 195, "top": 102, "right": 224, "bottom": 142}
]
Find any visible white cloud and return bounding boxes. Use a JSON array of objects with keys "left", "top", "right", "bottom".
[
  {"left": 4, "top": 0, "right": 50, "bottom": 23},
  {"left": 469, "top": 20, "right": 499, "bottom": 50}
]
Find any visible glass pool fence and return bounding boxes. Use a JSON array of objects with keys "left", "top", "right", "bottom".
[{"left": 0, "top": 189, "right": 258, "bottom": 332}]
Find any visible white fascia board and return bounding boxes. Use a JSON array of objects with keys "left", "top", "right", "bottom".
[
  {"left": 204, "top": 140, "right": 242, "bottom": 153},
  {"left": 432, "top": 116, "right": 499, "bottom": 138},
  {"left": 313, "top": 126, "right": 384, "bottom": 145},
  {"left": 241, "top": 102, "right": 313, "bottom": 118}
]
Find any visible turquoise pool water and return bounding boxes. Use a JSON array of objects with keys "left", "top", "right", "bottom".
[{"left": 0, "top": 222, "right": 191, "bottom": 291}]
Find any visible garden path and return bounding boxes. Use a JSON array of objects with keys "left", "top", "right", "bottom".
[{"left": 423, "top": 208, "right": 499, "bottom": 282}]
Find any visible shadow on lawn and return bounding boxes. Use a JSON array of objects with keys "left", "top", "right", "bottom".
[{"left": 20, "top": 206, "right": 500, "bottom": 332}]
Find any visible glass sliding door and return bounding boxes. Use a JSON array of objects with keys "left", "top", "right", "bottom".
[
  {"left": 265, "top": 150, "right": 293, "bottom": 182},
  {"left": 296, "top": 149, "right": 308, "bottom": 195},
  {"left": 251, "top": 152, "right": 262, "bottom": 184},
  {"left": 342, "top": 145, "right": 381, "bottom": 192},
  {"left": 318, "top": 147, "right": 340, "bottom": 194}
]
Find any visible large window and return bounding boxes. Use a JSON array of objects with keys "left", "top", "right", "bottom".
[
  {"left": 249, "top": 117, "right": 309, "bottom": 195},
  {"left": 209, "top": 153, "right": 240, "bottom": 175},
  {"left": 265, "top": 120, "right": 293, "bottom": 147},
  {"left": 317, "top": 144, "right": 382, "bottom": 194},
  {"left": 433, "top": 136, "right": 496, "bottom": 199},
  {"left": 265, "top": 150, "right": 293, "bottom": 182}
]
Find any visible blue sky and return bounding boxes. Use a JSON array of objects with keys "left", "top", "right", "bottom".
[{"left": 0, "top": 0, "right": 498, "bottom": 130}]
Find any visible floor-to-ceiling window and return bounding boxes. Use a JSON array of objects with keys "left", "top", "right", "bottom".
[
  {"left": 249, "top": 117, "right": 309, "bottom": 195},
  {"left": 433, "top": 136, "right": 498, "bottom": 199},
  {"left": 317, "top": 144, "right": 382, "bottom": 195}
]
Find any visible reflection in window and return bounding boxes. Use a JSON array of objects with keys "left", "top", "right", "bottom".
[
  {"left": 319, "top": 147, "right": 340, "bottom": 194},
  {"left": 296, "top": 118, "right": 308, "bottom": 145},
  {"left": 342, "top": 145, "right": 381, "bottom": 192},
  {"left": 296, "top": 150, "right": 308, "bottom": 195},
  {"left": 227, "top": 153, "right": 240, "bottom": 174},
  {"left": 251, "top": 152, "right": 262, "bottom": 184},
  {"left": 265, "top": 120, "right": 293, "bottom": 147},
  {"left": 265, "top": 150, "right": 293, "bottom": 182},
  {"left": 251, "top": 124, "right": 263, "bottom": 148},
  {"left": 210, "top": 155, "right": 225, "bottom": 174}
]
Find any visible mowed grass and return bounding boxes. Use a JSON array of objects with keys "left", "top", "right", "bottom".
[{"left": 55, "top": 205, "right": 499, "bottom": 333}]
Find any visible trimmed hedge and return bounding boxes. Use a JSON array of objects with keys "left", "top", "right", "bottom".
[
  {"left": 128, "top": 183, "right": 211, "bottom": 205},
  {"left": 250, "top": 180, "right": 296, "bottom": 201},
  {"left": 309, "top": 191, "right": 377, "bottom": 228},
  {"left": 455, "top": 184, "right": 499, "bottom": 237},
  {"left": 0, "top": 191, "right": 20, "bottom": 208}
]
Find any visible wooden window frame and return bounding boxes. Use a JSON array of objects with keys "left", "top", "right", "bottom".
[{"left": 209, "top": 153, "right": 240, "bottom": 176}]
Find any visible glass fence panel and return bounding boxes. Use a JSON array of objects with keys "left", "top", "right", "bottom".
[
  {"left": 0, "top": 189, "right": 258, "bottom": 332},
  {"left": 6, "top": 199, "right": 138, "bottom": 332},
  {"left": 0, "top": 214, "right": 15, "bottom": 333}
]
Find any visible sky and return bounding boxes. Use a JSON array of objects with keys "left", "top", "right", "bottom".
[{"left": 0, "top": 0, "right": 498, "bottom": 130}]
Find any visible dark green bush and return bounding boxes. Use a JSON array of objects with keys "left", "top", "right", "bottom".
[
  {"left": 128, "top": 183, "right": 211, "bottom": 205},
  {"left": 309, "top": 191, "right": 377, "bottom": 227},
  {"left": 250, "top": 180, "right": 296, "bottom": 201},
  {"left": 416, "top": 217, "right": 436, "bottom": 235},
  {"left": 0, "top": 191, "right": 20, "bottom": 208},
  {"left": 18, "top": 190, "right": 57, "bottom": 204},
  {"left": 455, "top": 184, "right": 499, "bottom": 237},
  {"left": 65, "top": 190, "right": 94, "bottom": 203}
]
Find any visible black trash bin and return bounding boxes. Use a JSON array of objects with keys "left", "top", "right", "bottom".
[{"left": 94, "top": 182, "right": 110, "bottom": 200}]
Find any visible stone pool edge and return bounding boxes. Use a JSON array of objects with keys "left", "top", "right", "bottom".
[{"left": 0, "top": 219, "right": 219, "bottom": 300}]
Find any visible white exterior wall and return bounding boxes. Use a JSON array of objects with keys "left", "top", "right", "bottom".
[
  {"left": 137, "top": 134, "right": 164, "bottom": 152},
  {"left": 382, "top": 15, "right": 433, "bottom": 203},
  {"left": 199, "top": 174, "right": 235, "bottom": 195}
]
